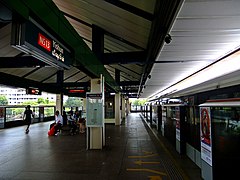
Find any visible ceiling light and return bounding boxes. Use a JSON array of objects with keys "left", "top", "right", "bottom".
[{"left": 149, "top": 49, "right": 240, "bottom": 100}]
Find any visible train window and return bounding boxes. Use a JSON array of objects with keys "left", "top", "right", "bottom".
[
  {"left": 211, "top": 107, "right": 240, "bottom": 136},
  {"left": 189, "top": 107, "right": 195, "bottom": 124},
  {"left": 166, "top": 107, "right": 177, "bottom": 119},
  {"left": 194, "top": 107, "right": 200, "bottom": 124}
]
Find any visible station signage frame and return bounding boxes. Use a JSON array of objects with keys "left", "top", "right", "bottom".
[{"left": 11, "top": 17, "right": 72, "bottom": 69}]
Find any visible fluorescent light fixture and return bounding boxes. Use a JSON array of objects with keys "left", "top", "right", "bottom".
[
  {"left": 110, "top": 92, "right": 115, "bottom": 95},
  {"left": 149, "top": 49, "right": 240, "bottom": 100}
]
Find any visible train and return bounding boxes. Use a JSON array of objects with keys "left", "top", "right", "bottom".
[{"left": 140, "top": 83, "right": 240, "bottom": 180}]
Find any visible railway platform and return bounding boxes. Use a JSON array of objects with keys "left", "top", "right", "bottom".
[{"left": 0, "top": 113, "right": 201, "bottom": 180}]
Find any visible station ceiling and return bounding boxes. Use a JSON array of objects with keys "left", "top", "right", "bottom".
[{"left": 1, "top": 0, "right": 240, "bottom": 99}]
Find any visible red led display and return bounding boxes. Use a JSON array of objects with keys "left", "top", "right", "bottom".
[{"left": 38, "top": 33, "right": 51, "bottom": 52}]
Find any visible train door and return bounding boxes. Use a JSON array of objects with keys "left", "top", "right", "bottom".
[
  {"left": 162, "top": 104, "right": 186, "bottom": 154},
  {"left": 199, "top": 99, "right": 240, "bottom": 180}
]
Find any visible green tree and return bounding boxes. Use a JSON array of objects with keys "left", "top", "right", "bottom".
[
  {"left": 21, "top": 101, "right": 38, "bottom": 106},
  {"left": 37, "top": 97, "right": 45, "bottom": 104},
  {"left": 139, "top": 99, "right": 147, "bottom": 105},
  {"left": 130, "top": 98, "right": 147, "bottom": 106},
  {"left": 132, "top": 99, "right": 140, "bottom": 106},
  {"left": 0, "top": 95, "right": 8, "bottom": 105},
  {"left": 64, "top": 97, "right": 83, "bottom": 108}
]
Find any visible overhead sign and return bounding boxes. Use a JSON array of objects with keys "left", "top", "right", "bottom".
[
  {"left": 26, "top": 87, "right": 42, "bottom": 95},
  {"left": 86, "top": 93, "right": 102, "bottom": 98},
  {"left": 66, "top": 86, "right": 89, "bottom": 94},
  {"left": 11, "top": 17, "right": 71, "bottom": 69},
  {"left": 69, "top": 89, "right": 85, "bottom": 93}
]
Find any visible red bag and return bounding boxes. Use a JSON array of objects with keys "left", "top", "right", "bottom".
[{"left": 48, "top": 125, "right": 55, "bottom": 136}]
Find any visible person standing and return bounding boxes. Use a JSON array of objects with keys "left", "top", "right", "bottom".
[{"left": 23, "top": 105, "right": 34, "bottom": 134}]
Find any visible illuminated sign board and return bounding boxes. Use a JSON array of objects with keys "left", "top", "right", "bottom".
[
  {"left": 26, "top": 87, "right": 42, "bottom": 95},
  {"left": 69, "top": 89, "right": 85, "bottom": 93},
  {"left": 11, "top": 17, "right": 71, "bottom": 69},
  {"left": 38, "top": 33, "right": 51, "bottom": 52}
]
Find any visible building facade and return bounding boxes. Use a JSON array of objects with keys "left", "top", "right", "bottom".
[{"left": 0, "top": 86, "right": 56, "bottom": 105}]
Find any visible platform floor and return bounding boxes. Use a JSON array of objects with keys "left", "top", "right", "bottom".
[{"left": 0, "top": 113, "right": 202, "bottom": 180}]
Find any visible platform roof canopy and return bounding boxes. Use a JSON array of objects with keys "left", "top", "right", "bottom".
[{"left": 1, "top": 0, "right": 240, "bottom": 99}]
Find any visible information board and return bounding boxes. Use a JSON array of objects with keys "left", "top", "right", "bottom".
[{"left": 86, "top": 93, "right": 103, "bottom": 127}]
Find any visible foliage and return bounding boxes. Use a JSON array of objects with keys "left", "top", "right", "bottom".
[
  {"left": 64, "top": 97, "right": 83, "bottom": 108},
  {"left": 130, "top": 98, "right": 147, "bottom": 106},
  {"left": 21, "top": 98, "right": 55, "bottom": 106},
  {"left": 13, "top": 108, "right": 25, "bottom": 115},
  {"left": 21, "top": 101, "right": 38, "bottom": 106},
  {"left": 37, "top": 98, "right": 45, "bottom": 104},
  {"left": 0, "top": 95, "right": 8, "bottom": 105},
  {"left": 44, "top": 107, "right": 55, "bottom": 117}
]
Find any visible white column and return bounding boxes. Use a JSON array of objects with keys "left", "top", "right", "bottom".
[
  {"left": 82, "top": 98, "right": 87, "bottom": 112},
  {"left": 126, "top": 98, "right": 130, "bottom": 116},
  {"left": 56, "top": 93, "right": 63, "bottom": 114},
  {"left": 115, "top": 93, "right": 121, "bottom": 125},
  {"left": 121, "top": 96, "right": 126, "bottom": 121},
  {"left": 87, "top": 76, "right": 105, "bottom": 150}
]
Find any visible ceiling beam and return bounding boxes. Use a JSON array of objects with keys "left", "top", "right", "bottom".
[
  {"left": 104, "top": 0, "right": 154, "bottom": 21},
  {"left": 3, "top": 0, "right": 120, "bottom": 92},
  {"left": 0, "top": 72, "right": 60, "bottom": 94},
  {"left": 62, "top": 12, "right": 144, "bottom": 51},
  {"left": 46, "top": 82, "right": 90, "bottom": 88},
  {"left": 0, "top": 1, "right": 12, "bottom": 22},
  {"left": 21, "top": 67, "right": 42, "bottom": 78},
  {"left": 0, "top": 56, "right": 46, "bottom": 68},
  {"left": 119, "top": 81, "right": 140, "bottom": 86},
  {"left": 122, "top": 89, "right": 138, "bottom": 93},
  {"left": 103, "top": 51, "right": 146, "bottom": 64}
]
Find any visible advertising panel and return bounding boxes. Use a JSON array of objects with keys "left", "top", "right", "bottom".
[
  {"left": 175, "top": 106, "right": 180, "bottom": 141},
  {"left": 200, "top": 107, "right": 212, "bottom": 166},
  {"left": 0, "top": 107, "right": 5, "bottom": 128}
]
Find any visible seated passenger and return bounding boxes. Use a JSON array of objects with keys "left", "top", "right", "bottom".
[
  {"left": 68, "top": 111, "right": 77, "bottom": 135},
  {"left": 54, "top": 110, "right": 63, "bottom": 134}
]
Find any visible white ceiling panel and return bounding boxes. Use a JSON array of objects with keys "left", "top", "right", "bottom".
[
  {"left": 53, "top": 0, "right": 151, "bottom": 49},
  {"left": 0, "top": 68, "right": 35, "bottom": 77},
  {"left": 26, "top": 67, "right": 58, "bottom": 82},
  {"left": 2, "top": 0, "right": 239, "bottom": 99},
  {"left": 142, "top": 0, "right": 240, "bottom": 98}
]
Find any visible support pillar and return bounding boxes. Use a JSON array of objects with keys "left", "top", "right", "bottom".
[
  {"left": 92, "top": 25, "right": 104, "bottom": 61},
  {"left": 82, "top": 98, "right": 86, "bottom": 114},
  {"left": 115, "top": 93, "right": 121, "bottom": 125},
  {"left": 126, "top": 98, "right": 129, "bottom": 116},
  {"left": 56, "top": 70, "right": 64, "bottom": 114},
  {"left": 86, "top": 76, "right": 105, "bottom": 150},
  {"left": 121, "top": 96, "right": 126, "bottom": 123},
  {"left": 56, "top": 93, "right": 63, "bottom": 114}
]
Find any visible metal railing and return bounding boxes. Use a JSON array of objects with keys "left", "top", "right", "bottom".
[{"left": 0, "top": 105, "right": 56, "bottom": 128}]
